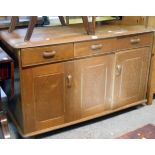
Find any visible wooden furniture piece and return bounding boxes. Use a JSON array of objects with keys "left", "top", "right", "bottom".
[
  {"left": 8, "top": 16, "right": 67, "bottom": 41},
  {"left": 82, "top": 16, "right": 96, "bottom": 34},
  {"left": 0, "top": 16, "right": 44, "bottom": 30},
  {"left": 104, "top": 16, "right": 155, "bottom": 105},
  {"left": 116, "top": 16, "right": 146, "bottom": 25},
  {"left": 0, "top": 24, "right": 153, "bottom": 137},
  {"left": 143, "top": 17, "right": 155, "bottom": 104},
  {"left": 0, "top": 48, "right": 14, "bottom": 139},
  {"left": 8, "top": 16, "right": 97, "bottom": 41}
]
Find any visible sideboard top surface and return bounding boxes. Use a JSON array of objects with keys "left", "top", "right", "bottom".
[{"left": 0, "top": 24, "right": 153, "bottom": 49}]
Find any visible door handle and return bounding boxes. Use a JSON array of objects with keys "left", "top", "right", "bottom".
[
  {"left": 91, "top": 44, "right": 103, "bottom": 50},
  {"left": 130, "top": 38, "right": 140, "bottom": 44},
  {"left": 43, "top": 51, "right": 56, "bottom": 58},
  {"left": 66, "top": 75, "right": 72, "bottom": 88},
  {"left": 116, "top": 64, "right": 122, "bottom": 76}
]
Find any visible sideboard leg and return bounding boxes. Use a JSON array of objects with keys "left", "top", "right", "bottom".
[{"left": 147, "top": 92, "right": 154, "bottom": 105}]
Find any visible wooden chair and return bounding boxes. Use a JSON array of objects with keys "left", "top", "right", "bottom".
[
  {"left": 0, "top": 48, "right": 14, "bottom": 139},
  {"left": 65, "top": 16, "right": 96, "bottom": 34},
  {"left": 8, "top": 16, "right": 67, "bottom": 41},
  {"left": 8, "top": 16, "right": 97, "bottom": 41},
  {"left": 82, "top": 16, "right": 96, "bottom": 35}
]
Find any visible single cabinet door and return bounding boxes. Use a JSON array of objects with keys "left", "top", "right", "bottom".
[
  {"left": 21, "top": 61, "right": 79, "bottom": 132},
  {"left": 22, "top": 63, "right": 66, "bottom": 131},
  {"left": 113, "top": 47, "right": 150, "bottom": 109},
  {"left": 74, "top": 54, "right": 114, "bottom": 118}
]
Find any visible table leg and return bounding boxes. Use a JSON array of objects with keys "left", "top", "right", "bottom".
[
  {"left": 0, "top": 114, "right": 11, "bottom": 139},
  {"left": 0, "top": 88, "right": 1, "bottom": 110},
  {"left": 0, "top": 88, "right": 10, "bottom": 139},
  {"left": 10, "top": 62, "right": 14, "bottom": 98}
]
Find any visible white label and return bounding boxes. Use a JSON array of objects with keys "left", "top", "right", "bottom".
[{"left": 91, "top": 35, "right": 98, "bottom": 39}]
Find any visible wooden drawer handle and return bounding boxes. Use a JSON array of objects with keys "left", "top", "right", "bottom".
[
  {"left": 130, "top": 38, "right": 140, "bottom": 44},
  {"left": 43, "top": 51, "right": 56, "bottom": 58},
  {"left": 66, "top": 75, "right": 72, "bottom": 88},
  {"left": 91, "top": 44, "right": 103, "bottom": 50},
  {"left": 116, "top": 64, "right": 122, "bottom": 76}
]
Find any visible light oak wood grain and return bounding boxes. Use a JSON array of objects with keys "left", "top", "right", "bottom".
[
  {"left": 112, "top": 47, "right": 151, "bottom": 109},
  {"left": 0, "top": 25, "right": 153, "bottom": 137},
  {"left": 21, "top": 43, "right": 74, "bottom": 67}
]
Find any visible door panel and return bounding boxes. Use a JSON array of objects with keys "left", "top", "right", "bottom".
[
  {"left": 34, "top": 73, "right": 64, "bottom": 122},
  {"left": 74, "top": 55, "right": 114, "bottom": 117},
  {"left": 113, "top": 47, "right": 150, "bottom": 109},
  {"left": 119, "top": 57, "right": 141, "bottom": 99},
  {"left": 82, "top": 64, "right": 107, "bottom": 110},
  {"left": 32, "top": 63, "right": 65, "bottom": 129}
]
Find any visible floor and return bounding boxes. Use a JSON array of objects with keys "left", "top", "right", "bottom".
[
  {"left": 35, "top": 102, "right": 155, "bottom": 139},
  {"left": 1, "top": 98, "right": 155, "bottom": 139}
]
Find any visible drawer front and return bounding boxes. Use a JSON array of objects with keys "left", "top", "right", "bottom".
[
  {"left": 21, "top": 44, "right": 74, "bottom": 67},
  {"left": 74, "top": 38, "right": 117, "bottom": 57},
  {"left": 117, "top": 33, "right": 153, "bottom": 51}
]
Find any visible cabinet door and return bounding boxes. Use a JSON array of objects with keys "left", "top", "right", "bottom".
[
  {"left": 22, "top": 60, "right": 80, "bottom": 132},
  {"left": 74, "top": 55, "right": 114, "bottom": 118},
  {"left": 22, "top": 63, "right": 66, "bottom": 131},
  {"left": 113, "top": 47, "right": 150, "bottom": 109}
]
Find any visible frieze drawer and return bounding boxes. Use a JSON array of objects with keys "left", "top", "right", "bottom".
[
  {"left": 74, "top": 38, "right": 117, "bottom": 58},
  {"left": 117, "top": 33, "right": 153, "bottom": 51},
  {"left": 21, "top": 43, "right": 74, "bottom": 67}
]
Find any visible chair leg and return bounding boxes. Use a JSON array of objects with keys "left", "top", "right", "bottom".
[
  {"left": 66, "top": 16, "right": 69, "bottom": 25},
  {"left": 8, "top": 16, "right": 19, "bottom": 33},
  {"left": 91, "top": 16, "right": 96, "bottom": 34},
  {"left": 58, "top": 16, "right": 67, "bottom": 26},
  {"left": 24, "top": 16, "right": 38, "bottom": 41},
  {"left": 82, "top": 16, "right": 90, "bottom": 34},
  {"left": 0, "top": 114, "right": 10, "bottom": 139},
  {"left": 82, "top": 16, "right": 96, "bottom": 35}
]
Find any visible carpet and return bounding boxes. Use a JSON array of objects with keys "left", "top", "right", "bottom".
[{"left": 117, "top": 124, "right": 155, "bottom": 139}]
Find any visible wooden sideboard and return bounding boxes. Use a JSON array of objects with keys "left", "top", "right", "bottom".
[{"left": 0, "top": 24, "right": 153, "bottom": 137}]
